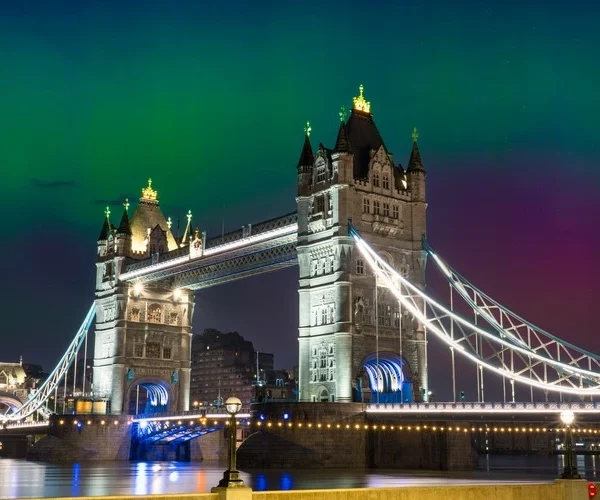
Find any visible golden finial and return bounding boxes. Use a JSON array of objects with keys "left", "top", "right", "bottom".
[
  {"left": 167, "top": 217, "right": 172, "bottom": 230},
  {"left": 339, "top": 105, "right": 347, "bottom": 122},
  {"left": 141, "top": 178, "right": 158, "bottom": 202},
  {"left": 123, "top": 198, "right": 130, "bottom": 212},
  {"left": 104, "top": 206, "right": 111, "bottom": 219},
  {"left": 186, "top": 210, "right": 192, "bottom": 223},
  {"left": 304, "top": 121, "right": 312, "bottom": 137},
  {"left": 352, "top": 84, "right": 371, "bottom": 114},
  {"left": 412, "top": 127, "right": 419, "bottom": 143}
]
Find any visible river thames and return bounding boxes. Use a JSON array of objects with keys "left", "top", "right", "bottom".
[{"left": 0, "top": 455, "right": 598, "bottom": 499}]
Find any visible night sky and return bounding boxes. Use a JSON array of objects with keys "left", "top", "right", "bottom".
[{"left": 2, "top": 1, "right": 599, "bottom": 401}]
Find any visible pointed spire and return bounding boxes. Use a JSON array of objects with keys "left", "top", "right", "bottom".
[
  {"left": 334, "top": 120, "right": 351, "bottom": 153},
  {"left": 407, "top": 127, "right": 425, "bottom": 172},
  {"left": 297, "top": 122, "right": 314, "bottom": 169},
  {"left": 117, "top": 199, "right": 132, "bottom": 235},
  {"left": 181, "top": 210, "right": 193, "bottom": 247},
  {"left": 98, "top": 206, "right": 111, "bottom": 241}
]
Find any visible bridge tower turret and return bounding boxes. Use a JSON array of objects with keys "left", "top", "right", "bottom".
[
  {"left": 297, "top": 122, "right": 314, "bottom": 197},
  {"left": 92, "top": 180, "right": 193, "bottom": 415},
  {"left": 115, "top": 199, "right": 133, "bottom": 258},
  {"left": 296, "top": 86, "right": 428, "bottom": 404}
]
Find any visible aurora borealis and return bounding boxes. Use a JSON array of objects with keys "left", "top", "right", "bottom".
[{"left": 1, "top": 1, "right": 599, "bottom": 400}]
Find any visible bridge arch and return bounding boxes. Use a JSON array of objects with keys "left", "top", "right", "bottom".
[
  {"left": 125, "top": 378, "right": 173, "bottom": 415},
  {"left": 0, "top": 392, "right": 24, "bottom": 414},
  {"left": 315, "top": 385, "right": 330, "bottom": 402},
  {"left": 354, "top": 352, "right": 414, "bottom": 404}
]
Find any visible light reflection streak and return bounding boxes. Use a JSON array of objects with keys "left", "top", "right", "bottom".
[{"left": 0, "top": 457, "right": 598, "bottom": 497}]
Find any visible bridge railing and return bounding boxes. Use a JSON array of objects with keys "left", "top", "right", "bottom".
[
  {"left": 122, "top": 212, "right": 298, "bottom": 276},
  {"left": 132, "top": 407, "right": 252, "bottom": 421},
  {"left": 1, "top": 421, "right": 49, "bottom": 430},
  {"left": 366, "top": 401, "right": 600, "bottom": 412}
]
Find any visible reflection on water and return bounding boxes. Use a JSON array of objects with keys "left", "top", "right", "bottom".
[{"left": 0, "top": 455, "right": 598, "bottom": 499}]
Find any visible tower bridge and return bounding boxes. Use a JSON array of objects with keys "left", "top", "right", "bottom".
[{"left": 2, "top": 85, "right": 599, "bottom": 430}]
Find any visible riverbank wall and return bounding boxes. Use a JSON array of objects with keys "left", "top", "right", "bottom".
[{"left": 14, "top": 480, "right": 592, "bottom": 500}]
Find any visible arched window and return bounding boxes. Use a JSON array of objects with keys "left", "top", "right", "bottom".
[
  {"left": 320, "top": 350, "right": 327, "bottom": 368},
  {"left": 316, "top": 162, "right": 327, "bottom": 183},
  {"left": 373, "top": 173, "right": 380, "bottom": 187},
  {"left": 382, "top": 175, "right": 389, "bottom": 190},
  {"left": 325, "top": 259, "right": 331, "bottom": 274},
  {"left": 321, "top": 308, "right": 327, "bottom": 325},
  {"left": 129, "top": 308, "right": 140, "bottom": 322},
  {"left": 147, "top": 304, "right": 162, "bottom": 323}
]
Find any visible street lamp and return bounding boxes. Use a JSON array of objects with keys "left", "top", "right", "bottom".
[
  {"left": 214, "top": 396, "right": 245, "bottom": 489},
  {"left": 560, "top": 410, "right": 580, "bottom": 479}
]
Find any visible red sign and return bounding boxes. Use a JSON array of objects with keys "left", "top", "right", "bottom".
[{"left": 588, "top": 483, "right": 598, "bottom": 499}]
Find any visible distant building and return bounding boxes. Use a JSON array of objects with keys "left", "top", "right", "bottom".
[
  {"left": 21, "top": 364, "right": 48, "bottom": 390},
  {"left": 0, "top": 360, "right": 28, "bottom": 411},
  {"left": 255, "top": 369, "right": 297, "bottom": 403},
  {"left": 190, "top": 329, "right": 273, "bottom": 407}
]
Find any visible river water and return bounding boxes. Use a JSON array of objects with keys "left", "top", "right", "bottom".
[{"left": 0, "top": 455, "right": 598, "bottom": 499}]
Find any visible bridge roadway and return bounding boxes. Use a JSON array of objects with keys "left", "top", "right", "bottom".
[
  {"left": 3, "top": 401, "right": 599, "bottom": 434},
  {"left": 366, "top": 402, "right": 600, "bottom": 425},
  {"left": 118, "top": 212, "right": 298, "bottom": 289}
]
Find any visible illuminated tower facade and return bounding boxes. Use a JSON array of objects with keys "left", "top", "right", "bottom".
[
  {"left": 296, "top": 87, "right": 428, "bottom": 403},
  {"left": 93, "top": 180, "right": 194, "bottom": 414}
]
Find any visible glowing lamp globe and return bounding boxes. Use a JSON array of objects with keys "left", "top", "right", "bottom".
[
  {"left": 133, "top": 282, "right": 144, "bottom": 296},
  {"left": 560, "top": 410, "right": 575, "bottom": 426},
  {"left": 225, "top": 397, "right": 242, "bottom": 415}
]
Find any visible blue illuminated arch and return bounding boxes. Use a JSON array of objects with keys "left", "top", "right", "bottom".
[
  {"left": 127, "top": 379, "right": 171, "bottom": 415},
  {"left": 360, "top": 353, "right": 412, "bottom": 403},
  {"left": 0, "top": 393, "right": 23, "bottom": 413}
]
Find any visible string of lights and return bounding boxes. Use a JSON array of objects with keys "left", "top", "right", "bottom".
[{"left": 49, "top": 418, "right": 600, "bottom": 435}]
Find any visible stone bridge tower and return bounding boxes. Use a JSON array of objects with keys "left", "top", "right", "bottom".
[
  {"left": 296, "top": 86, "right": 428, "bottom": 403},
  {"left": 93, "top": 180, "right": 193, "bottom": 415}
]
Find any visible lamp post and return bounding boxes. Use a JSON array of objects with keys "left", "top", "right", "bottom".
[
  {"left": 560, "top": 410, "right": 580, "bottom": 479},
  {"left": 215, "top": 396, "right": 245, "bottom": 488}
]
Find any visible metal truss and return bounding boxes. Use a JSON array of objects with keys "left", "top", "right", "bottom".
[
  {"left": 0, "top": 304, "right": 96, "bottom": 423},
  {"left": 178, "top": 241, "right": 297, "bottom": 290},
  {"left": 350, "top": 226, "right": 600, "bottom": 398},
  {"left": 423, "top": 241, "right": 600, "bottom": 397},
  {"left": 120, "top": 213, "right": 298, "bottom": 285},
  {"left": 135, "top": 419, "right": 224, "bottom": 445}
]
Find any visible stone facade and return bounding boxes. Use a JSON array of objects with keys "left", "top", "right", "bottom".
[
  {"left": 93, "top": 182, "right": 193, "bottom": 415},
  {"left": 296, "top": 87, "right": 428, "bottom": 404},
  {"left": 28, "top": 415, "right": 131, "bottom": 461},
  {"left": 0, "top": 361, "right": 28, "bottom": 411},
  {"left": 238, "top": 403, "right": 476, "bottom": 471}
]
